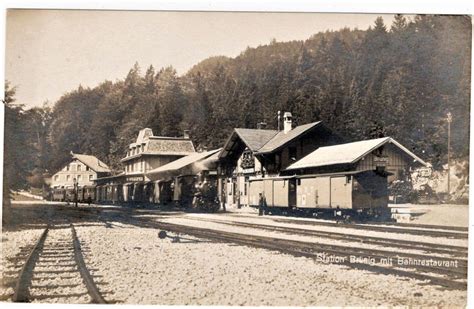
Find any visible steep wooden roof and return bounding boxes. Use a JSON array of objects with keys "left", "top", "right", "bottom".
[
  {"left": 256, "top": 121, "right": 322, "bottom": 154},
  {"left": 285, "top": 137, "right": 427, "bottom": 170},
  {"left": 72, "top": 153, "right": 111, "bottom": 173}
]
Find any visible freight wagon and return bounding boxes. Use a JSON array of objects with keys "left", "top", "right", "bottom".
[{"left": 248, "top": 170, "right": 390, "bottom": 219}]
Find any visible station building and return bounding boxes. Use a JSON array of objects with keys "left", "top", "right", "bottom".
[
  {"left": 217, "top": 112, "right": 427, "bottom": 209},
  {"left": 94, "top": 128, "right": 196, "bottom": 203},
  {"left": 51, "top": 152, "right": 111, "bottom": 189},
  {"left": 217, "top": 112, "right": 342, "bottom": 208}
]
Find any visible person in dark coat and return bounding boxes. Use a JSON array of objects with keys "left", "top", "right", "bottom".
[{"left": 258, "top": 193, "right": 264, "bottom": 216}]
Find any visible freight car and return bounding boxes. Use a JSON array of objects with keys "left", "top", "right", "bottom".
[{"left": 248, "top": 170, "right": 390, "bottom": 220}]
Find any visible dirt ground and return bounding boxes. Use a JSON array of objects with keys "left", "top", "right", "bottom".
[{"left": 0, "top": 203, "right": 468, "bottom": 306}]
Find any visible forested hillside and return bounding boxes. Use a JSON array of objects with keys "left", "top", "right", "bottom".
[{"left": 4, "top": 15, "right": 471, "bottom": 190}]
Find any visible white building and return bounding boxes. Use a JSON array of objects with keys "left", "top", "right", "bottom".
[{"left": 51, "top": 153, "right": 111, "bottom": 188}]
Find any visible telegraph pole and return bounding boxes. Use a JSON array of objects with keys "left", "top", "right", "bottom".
[
  {"left": 277, "top": 111, "right": 281, "bottom": 131},
  {"left": 73, "top": 177, "right": 78, "bottom": 207},
  {"left": 447, "top": 112, "right": 452, "bottom": 198}
]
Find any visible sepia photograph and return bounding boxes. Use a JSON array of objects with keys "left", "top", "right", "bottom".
[{"left": 1, "top": 2, "right": 472, "bottom": 307}]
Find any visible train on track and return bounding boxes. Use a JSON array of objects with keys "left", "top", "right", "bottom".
[
  {"left": 50, "top": 169, "right": 390, "bottom": 220},
  {"left": 50, "top": 175, "right": 220, "bottom": 212},
  {"left": 248, "top": 170, "right": 391, "bottom": 221}
]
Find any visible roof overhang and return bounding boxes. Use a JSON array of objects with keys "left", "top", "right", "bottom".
[
  {"left": 353, "top": 138, "right": 428, "bottom": 167},
  {"left": 255, "top": 121, "right": 324, "bottom": 155},
  {"left": 218, "top": 130, "right": 248, "bottom": 160},
  {"left": 147, "top": 149, "right": 221, "bottom": 181},
  {"left": 285, "top": 137, "right": 428, "bottom": 171}
]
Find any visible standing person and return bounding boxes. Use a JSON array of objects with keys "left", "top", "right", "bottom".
[
  {"left": 334, "top": 206, "right": 342, "bottom": 223},
  {"left": 258, "top": 193, "right": 264, "bottom": 216}
]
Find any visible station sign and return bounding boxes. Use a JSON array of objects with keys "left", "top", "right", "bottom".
[
  {"left": 373, "top": 156, "right": 389, "bottom": 167},
  {"left": 126, "top": 176, "right": 144, "bottom": 182}
]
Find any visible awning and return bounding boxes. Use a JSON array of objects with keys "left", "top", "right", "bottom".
[{"left": 146, "top": 148, "right": 221, "bottom": 181}]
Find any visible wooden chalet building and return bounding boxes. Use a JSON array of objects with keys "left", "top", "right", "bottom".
[
  {"left": 283, "top": 137, "right": 428, "bottom": 181},
  {"left": 218, "top": 112, "right": 341, "bottom": 208},
  {"left": 218, "top": 112, "right": 427, "bottom": 209}
]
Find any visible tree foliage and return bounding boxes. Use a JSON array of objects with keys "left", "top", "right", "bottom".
[{"left": 4, "top": 15, "right": 471, "bottom": 184}]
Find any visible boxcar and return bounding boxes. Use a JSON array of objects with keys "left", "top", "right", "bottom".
[{"left": 248, "top": 170, "right": 389, "bottom": 217}]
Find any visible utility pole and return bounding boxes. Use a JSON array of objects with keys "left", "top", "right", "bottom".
[
  {"left": 277, "top": 111, "right": 281, "bottom": 131},
  {"left": 73, "top": 177, "right": 78, "bottom": 207},
  {"left": 447, "top": 112, "right": 452, "bottom": 198}
]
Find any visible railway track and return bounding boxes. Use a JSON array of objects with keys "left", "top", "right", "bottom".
[
  {"left": 116, "top": 214, "right": 467, "bottom": 290},
  {"left": 183, "top": 216, "right": 468, "bottom": 258},
  {"left": 22, "top": 205, "right": 466, "bottom": 291},
  {"left": 11, "top": 223, "right": 107, "bottom": 303},
  {"left": 228, "top": 213, "right": 468, "bottom": 239}
]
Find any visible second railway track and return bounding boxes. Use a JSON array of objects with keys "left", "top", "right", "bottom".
[
  {"left": 182, "top": 216, "right": 468, "bottom": 258},
  {"left": 228, "top": 213, "right": 469, "bottom": 239}
]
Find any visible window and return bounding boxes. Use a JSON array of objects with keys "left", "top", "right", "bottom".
[
  {"left": 86, "top": 166, "right": 89, "bottom": 171},
  {"left": 77, "top": 175, "right": 82, "bottom": 181},
  {"left": 77, "top": 164, "right": 82, "bottom": 171},
  {"left": 289, "top": 147, "right": 297, "bottom": 161},
  {"left": 66, "top": 164, "right": 70, "bottom": 171},
  {"left": 54, "top": 175, "right": 59, "bottom": 181},
  {"left": 89, "top": 175, "right": 93, "bottom": 181},
  {"left": 66, "top": 175, "right": 70, "bottom": 181}
]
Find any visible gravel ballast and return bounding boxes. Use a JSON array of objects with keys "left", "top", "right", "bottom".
[{"left": 75, "top": 222, "right": 466, "bottom": 306}]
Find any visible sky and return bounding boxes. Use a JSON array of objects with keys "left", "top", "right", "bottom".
[{"left": 5, "top": 10, "right": 396, "bottom": 108}]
